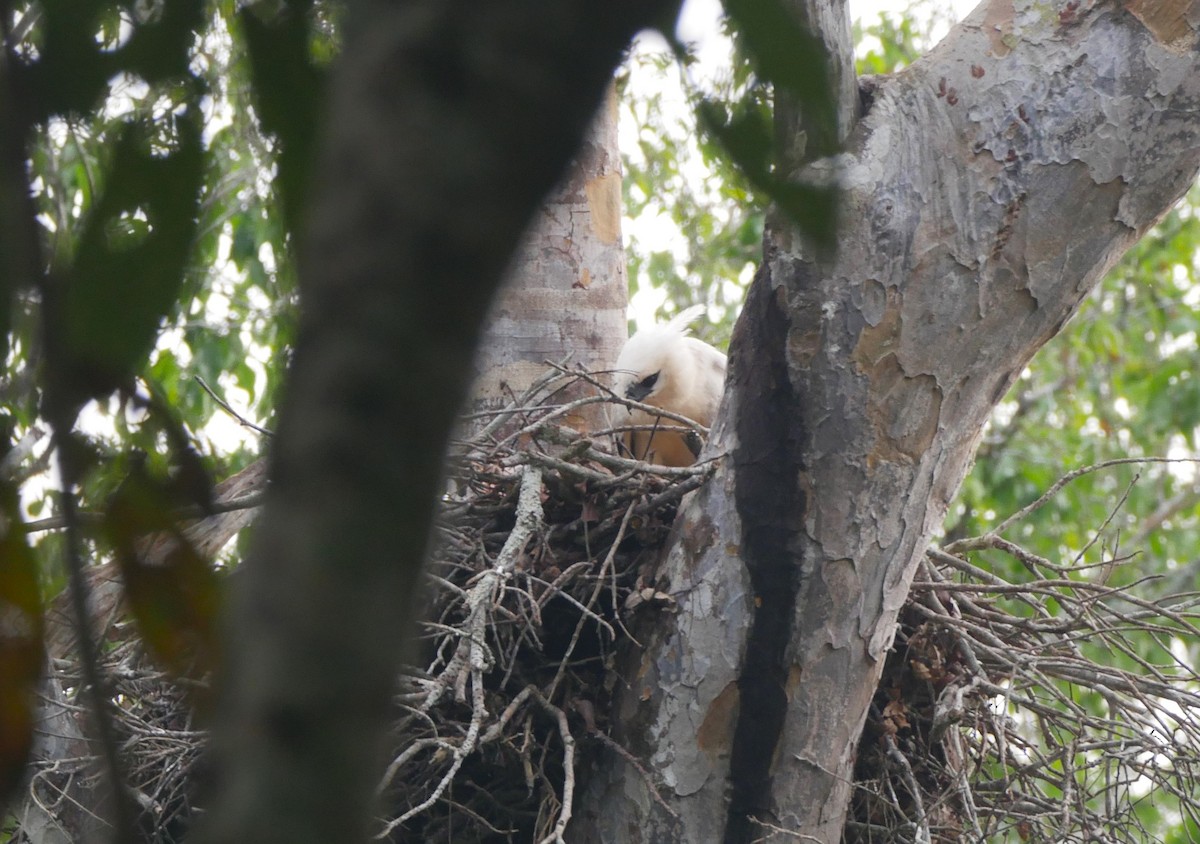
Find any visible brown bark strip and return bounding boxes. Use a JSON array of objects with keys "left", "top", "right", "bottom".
[{"left": 1122, "top": 0, "right": 1199, "bottom": 50}]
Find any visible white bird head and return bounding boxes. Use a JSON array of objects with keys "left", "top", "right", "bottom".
[
  {"left": 614, "top": 305, "right": 708, "bottom": 407},
  {"left": 612, "top": 305, "right": 727, "bottom": 465}
]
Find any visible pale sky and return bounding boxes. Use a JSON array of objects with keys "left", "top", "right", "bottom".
[{"left": 677, "top": 0, "right": 982, "bottom": 51}]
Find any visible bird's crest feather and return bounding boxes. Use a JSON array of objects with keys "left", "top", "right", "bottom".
[
  {"left": 665, "top": 304, "right": 706, "bottom": 335},
  {"left": 615, "top": 304, "right": 709, "bottom": 381}
]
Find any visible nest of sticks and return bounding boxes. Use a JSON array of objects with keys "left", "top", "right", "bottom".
[
  {"left": 17, "top": 372, "right": 1200, "bottom": 844},
  {"left": 373, "top": 366, "right": 716, "bottom": 842},
  {"left": 850, "top": 461, "right": 1200, "bottom": 843}
]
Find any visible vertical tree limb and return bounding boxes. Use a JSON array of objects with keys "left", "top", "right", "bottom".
[{"left": 195, "top": 2, "right": 678, "bottom": 842}]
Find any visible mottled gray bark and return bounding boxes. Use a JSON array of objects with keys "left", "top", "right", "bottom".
[
  {"left": 194, "top": 1, "right": 676, "bottom": 842},
  {"left": 577, "top": 1, "right": 1200, "bottom": 841}
]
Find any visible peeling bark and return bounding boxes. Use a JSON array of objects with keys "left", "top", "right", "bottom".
[{"left": 577, "top": 0, "right": 1200, "bottom": 841}]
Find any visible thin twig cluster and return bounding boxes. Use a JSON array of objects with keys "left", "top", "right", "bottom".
[
  {"left": 851, "top": 460, "right": 1200, "bottom": 844},
  {"left": 23, "top": 639, "right": 205, "bottom": 843}
]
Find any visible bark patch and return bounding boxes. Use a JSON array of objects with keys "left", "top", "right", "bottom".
[
  {"left": 982, "top": 0, "right": 1016, "bottom": 57},
  {"left": 1123, "top": 0, "right": 1199, "bottom": 50},
  {"left": 853, "top": 285, "right": 902, "bottom": 363},
  {"left": 681, "top": 513, "right": 718, "bottom": 566},
  {"left": 854, "top": 301, "right": 943, "bottom": 463},
  {"left": 585, "top": 170, "right": 622, "bottom": 244},
  {"left": 865, "top": 355, "right": 942, "bottom": 464},
  {"left": 697, "top": 682, "right": 741, "bottom": 756}
]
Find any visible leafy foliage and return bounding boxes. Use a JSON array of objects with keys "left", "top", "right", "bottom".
[
  {"left": 853, "top": 0, "right": 952, "bottom": 75},
  {"left": 0, "top": 0, "right": 309, "bottom": 806},
  {"left": 619, "top": 46, "right": 764, "bottom": 348},
  {"left": 621, "top": 0, "right": 845, "bottom": 345},
  {"left": 702, "top": 0, "right": 838, "bottom": 251},
  {"left": 45, "top": 114, "right": 205, "bottom": 416}
]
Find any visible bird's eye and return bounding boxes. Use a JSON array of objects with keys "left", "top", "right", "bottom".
[{"left": 625, "top": 371, "right": 661, "bottom": 402}]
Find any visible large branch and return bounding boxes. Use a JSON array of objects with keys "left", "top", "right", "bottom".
[
  {"left": 579, "top": 1, "right": 1200, "bottom": 841},
  {"left": 193, "top": 2, "right": 677, "bottom": 842}
]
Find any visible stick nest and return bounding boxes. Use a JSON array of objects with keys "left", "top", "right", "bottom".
[{"left": 18, "top": 375, "right": 1200, "bottom": 844}]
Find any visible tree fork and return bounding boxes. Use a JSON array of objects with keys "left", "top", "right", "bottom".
[{"left": 576, "top": 0, "right": 1200, "bottom": 841}]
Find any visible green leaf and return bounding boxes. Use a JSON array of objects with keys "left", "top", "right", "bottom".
[
  {"left": 47, "top": 113, "right": 205, "bottom": 416},
  {"left": 145, "top": 383, "right": 217, "bottom": 513},
  {"left": 230, "top": 214, "right": 260, "bottom": 270},
  {"left": 697, "top": 100, "right": 772, "bottom": 178},
  {"left": 104, "top": 461, "right": 221, "bottom": 702},
  {"left": 0, "top": 478, "right": 43, "bottom": 802},
  {"left": 723, "top": 0, "right": 837, "bottom": 157}
]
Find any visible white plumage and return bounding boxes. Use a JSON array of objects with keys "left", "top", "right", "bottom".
[{"left": 613, "top": 305, "right": 727, "bottom": 467}]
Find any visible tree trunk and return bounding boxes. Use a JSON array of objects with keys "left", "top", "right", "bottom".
[
  {"left": 577, "top": 1, "right": 1200, "bottom": 841},
  {"left": 471, "top": 82, "right": 628, "bottom": 435}
]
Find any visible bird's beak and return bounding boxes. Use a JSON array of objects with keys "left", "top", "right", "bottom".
[{"left": 626, "top": 381, "right": 653, "bottom": 403}]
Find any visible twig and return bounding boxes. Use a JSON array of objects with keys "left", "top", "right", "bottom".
[
  {"left": 883, "top": 734, "right": 930, "bottom": 844},
  {"left": 589, "top": 730, "right": 679, "bottom": 822},
  {"left": 545, "top": 502, "right": 635, "bottom": 701},
  {"left": 375, "top": 662, "right": 489, "bottom": 838},
  {"left": 1070, "top": 474, "right": 1136, "bottom": 568},
  {"left": 465, "top": 361, "right": 577, "bottom": 448},
  {"left": 530, "top": 688, "right": 576, "bottom": 844},
  {"left": 24, "top": 491, "right": 266, "bottom": 534},
  {"left": 950, "top": 457, "right": 1200, "bottom": 549},
  {"left": 375, "top": 738, "right": 456, "bottom": 795},
  {"left": 194, "top": 375, "right": 274, "bottom": 436},
  {"left": 421, "top": 466, "right": 544, "bottom": 713},
  {"left": 747, "top": 816, "right": 823, "bottom": 841}
]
